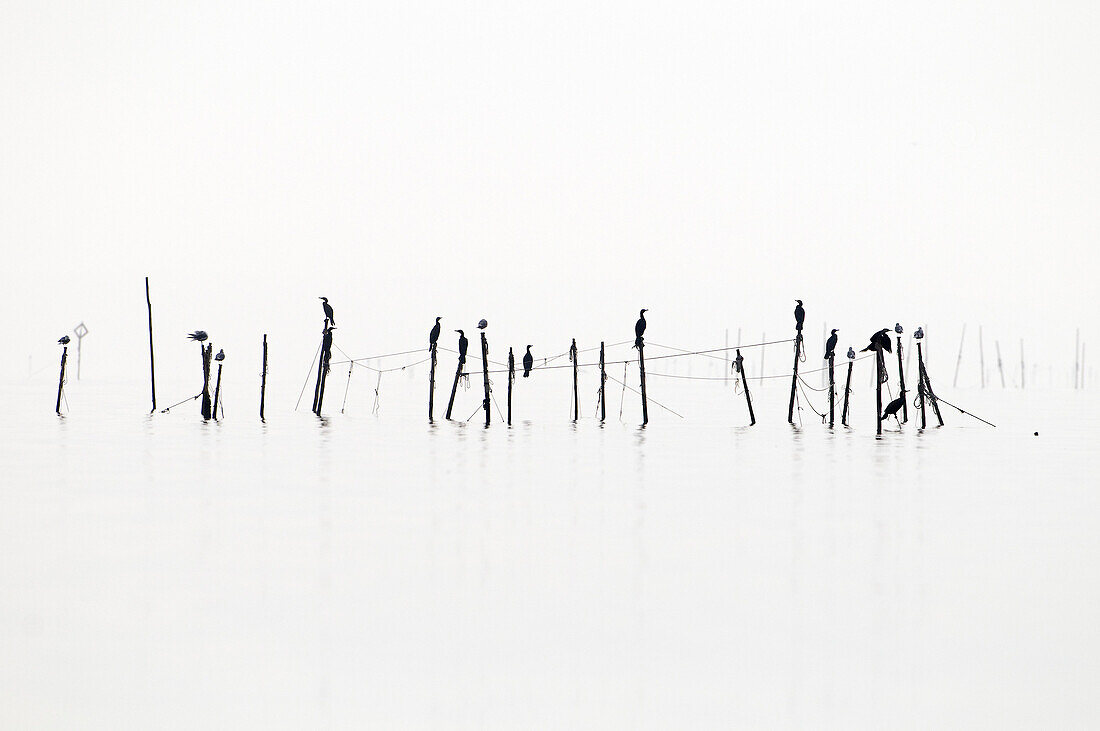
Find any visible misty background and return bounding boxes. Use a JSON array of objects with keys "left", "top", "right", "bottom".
[{"left": 2, "top": 1, "right": 1096, "bottom": 404}]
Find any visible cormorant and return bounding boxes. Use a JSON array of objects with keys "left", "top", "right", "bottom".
[
  {"left": 429, "top": 317, "right": 441, "bottom": 350},
  {"left": 847, "top": 346, "right": 856, "bottom": 360},
  {"left": 477, "top": 319, "right": 488, "bottom": 330},
  {"left": 319, "top": 297, "right": 335, "bottom": 326},
  {"left": 523, "top": 345, "right": 533, "bottom": 377},
  {"left": 455, "top": 330, "right": 468, "bottom": 363},
  {"left": 860, "top": 329, "right": 892, "bottom": 353},
  {"left": 188, "top": 330, "right": 208, "bottom": 342},
  {"left": 794, "top": 300, "right": 805, "bottom": 331},
  {"left": 882, "top": 395, "right": 905, "bottom": 420},
  {"left": 634, "top": 309, "right": 648, "bottom": 348},
  {"left": 824, "top": 328, "right": 838, "bottom": 359},
  {"left": 215, "top": 349, "right": 225, "bottom": 362},
  {"left": 58, "top": 335, "right": 70, "bottom": 345}
]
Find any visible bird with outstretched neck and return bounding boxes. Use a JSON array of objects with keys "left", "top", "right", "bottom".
[
  {"left": 319, "top": 297, "right": 335, "bottom": 327},
  {"left": 794, "top": 300, "right": 805, "bottom": 332},
  {"left": 825, "top": 328, "right": 838, "bottom": 359},
  {"left": 522, "top": 345, "right": 533, "bottom": 377},
  {"left": 634, "top": 309, "right": 648, "bottom": 348},
  {"left": 429, "top": 317, "right": 441, "bottom": 350}
]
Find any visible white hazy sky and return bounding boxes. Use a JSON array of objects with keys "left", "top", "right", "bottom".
[{"left": 2, "top": 0, "right": 1097, "bottom": 389}]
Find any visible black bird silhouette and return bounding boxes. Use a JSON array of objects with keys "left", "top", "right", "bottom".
[
  {"left": 429, "top": 317, "right": 441, "bottom": 350},
  {"left": 319, "top": 297, "right": 335, "bottom": 326},
  {"left": 455, "top": 330, "right": 468, "bottom": 363},
  {"left": 847, "top": 346, "right": 856, "bottom": 360},
  {"left": 522, "top": 345, "right": 533, "bottom": 377},
  {"left": 477, "top": 319, "right": 488, "bottom": 330},
  {"left": 58, "top": 335, "right": 70, "bottom": 345},
  {"left": 215, "top": 349, "right": 225, "bottom": 362},
  {"left": 634, "top": 309, "right": 648, "bottom": 348},
  {"left": 882, "top": 395, "right": 905, "bottom": 420},
  {"left": 794, "top": 300, "right": 805, "bottom": 331},
  {"left": 861, "top": 329, "right": 892, "bottom": 353},
  {"left": 188, "top": 330, "right": 208, "bottom": 342},
  {"left": 824, "top": 328, "right": 838, "bottom": 359}
]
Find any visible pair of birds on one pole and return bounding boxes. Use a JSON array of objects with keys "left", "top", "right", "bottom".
[{"left": 428, "top": 317, "right": 534, "bottom": 376}]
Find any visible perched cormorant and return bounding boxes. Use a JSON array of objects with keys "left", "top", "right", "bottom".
[
  {"left": 215, "top": 349, "right": 225, "bottom": 362},
  {"left": 429, "top": 317, "right": 441, "bottom": 350},
  {"left": 847, "top": 346, "right": 856, "bottom": 360},
  {"left": 794, "top": 300, "right": 805, "bottom": 331},
  {"left": 58, "top": 335, "right": 70, "bottom": 345},
  {"left": 634, "top": 309, "right": 648, "bottom": 348},
  {"left": 860, "top": 329, "right": 892, "bottom": 353},
  {"left": 824, "top": 328, "right": 838, "bottom": 359},
  {"left": 477, "top": 319, "right": 488, "bottom": 330},
  {"left": 455, "top": 330, "right": 468, "bottom": 363},
  {"left": 319, "top": 297, "right": 335, "bottom": 326},
  {"left": 882, "top": 395, "right": 905, "bottom": 420},
  {"left": 188, "top": 330, "right": 208, "bottom": 342},
  {"left": 523, "top": 345, "right": 533, "bottom": 377}
]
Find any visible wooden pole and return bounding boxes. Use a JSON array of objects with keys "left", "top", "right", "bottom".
[
  {"left": 953, "top": 324, "right": 966, "bottom": 387},
  {"left": 311, "top": 335, "right": 325, "bottom": 414},
  {"left": 920, "top": 348, "right": 944, "bottom": 426},
  {"left": 638, "top": 341, "right": 649, "bottom": 425},
  {"left": 55, "top": 346, "right": 68, "bottom": 414},
  {"left": 599, "top": 341, "right": 606, "bottom": 422},
  {"left": 480, "top": 331, "right": 490, "bottom": 427},
  {"left": 995, "top": 340, "right": 1006, "bottom": 388},
  {"left": 507, "top": 347, "right": 514, "bottom": 426},
  {"left": 896, "top": 334, "right": 908, "bottom": 423},
  {"left": 213, "top": 363, "right": 223, "bottom": 420},
  {"left": 917, "top": 341, "right": 927, "bottom": 428},
  {"left": 736, "top": 349, "right": 756, "bottom": 425},
  {"left": 571, "top": 338, "right": 579, "bottom": 421},
  {"left": 979, "top": 325, "right": 986, "bottom": 388},
  {"left": 145, "top": 277, "right": 156, "bottom": 412},
  {"left": 260, "top": 335, "right": 268, "bottom": 421},
  {"left": 875, "top": 349, "right": 884, "bottom": 436},
  {"left": 315, "top": 329, "right": 333, "bottom": 416},
  {"left": 428, "top": 342, "right": 437, "bottom": 421},
  {"left": 787, "top": 334, "right": 801, "bottom": 424},
  {"left": 201, "top": 344, "right": 212, "bottom": 420},
  {"left": 445, "top": 339, "right": 464, "bottom": 420},
  {"left": 841, "top": 356, "right": 853, "bottom": 427},
  {"left": 828, "top": 353, "right": 835, "bottom": 427}
]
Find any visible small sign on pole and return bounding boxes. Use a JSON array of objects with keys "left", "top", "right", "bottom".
[{"left": 73, "top": 322, "right": 89, "bottom": 380}]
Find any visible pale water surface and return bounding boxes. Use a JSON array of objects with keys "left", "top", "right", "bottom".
[{"left": 2, "top": 377, "right": 1098, "bottom": 729}]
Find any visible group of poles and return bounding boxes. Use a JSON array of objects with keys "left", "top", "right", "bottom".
[{"left": 50, "top": 281, "right": 993, "bottom": 431}]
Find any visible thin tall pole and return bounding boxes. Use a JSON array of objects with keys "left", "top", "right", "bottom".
[
  {"left": 213, "top": 363, "right": 223, "bottom": 420},
  {"left": 828, "top": 354, "right": 835, "bottom": 427},
  {"left": 787, "top": 334, "right": 802, "bottom": 424},
  {"left": 428, "top": 342, "right": 438, "bottom": 421},
  {"left": 875, "top": 349, "right": 884, "bottom": 436},
  {"left": 445, "top": 351, "right": 463, "bottom": 421},
  {"left": 201, "top": 344, "right": 212, "bottom": 420},
  {"left": 979, "top": 325, "right": 986, "bottom": 389},
  {"left": 507, "top": 347, "right": 514, "bottom": 426},
  {"left": 917, "top": 341, "right": 927, "bottom": 428},
  {"left": 260, "top": 335, "right": 268, "bottom": 420},
  {"left": 736, "top": 349, "right": 756, "bottom": 425},
  {"left": 599, "top": 341, "right": 606, "bottom": 422},
  {"left": 841, "top": 356, "right": 853, "bottom": 426},
  {"left": 953, "top": 324, "right": 966, "bottom": 387},
  {"left": 995, "top": 340, "right": 1006, "bottom": 388},
  {"left": 480, "top": 331, "right": 490, "bottom": 427},
  {"left": 55, "top": 346, "right": 68, "bottom": 414},
  {"left": 896, "top": 333, "right": 908, "bottom": 423},
  {"left": 145, "top": 277, "right": 156, "bottom": 412},
  {"left": 638, "top": 342, "right": 649, "bottom": 425},
  {"left": 571, "top": 339, "right": 579, "bottom": 421}
]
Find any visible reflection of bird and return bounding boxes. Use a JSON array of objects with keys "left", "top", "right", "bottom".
[
  {"left": 523, "top": 345, "right": 533, "bottom": 377},
  {"left": 477, "top": 319, "right": 488, "bottom": 330},
  {"left": 58, "top": 335, "right": 70, "bottom": 345},
  {"left": 634, "top": 309, "right": 648, "bottom": 348},
  {"left": 847, "top": 346, "right": 856, "bottom": 360},
  {"left": 824, "top": 329, "right": 838, "bottom": 359},
  {"left": 429, "top": 317, "right": 441, "bottom": 350},
  {"left": 456, "top": 330, "right": 468, "bottom": 362},
  {"left": 188, "top": 330, "right": 208, "bottom": 342},
  {"left": 794, "top": 300, "right": 805, "bottom": 331},
  {"left": 861, "top": 329, "right": 892, "bottom": 353},
  {"left": 882, "top": 395, "right": 905, "bottom": 420},
  {"left": 215, "top": 349, "right": 225, "bottom": 362},
  {"left": 319, "top": 297, "right": 335, "bottom": 326}
]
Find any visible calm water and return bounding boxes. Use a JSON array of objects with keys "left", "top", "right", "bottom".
[{"left": 2, "top": 374, "right": 1098, "bottom": 729}]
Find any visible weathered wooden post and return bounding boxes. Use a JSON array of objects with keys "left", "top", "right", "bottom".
[
  {"left": 445, "top": 331, "right": 467, "bottom": 420},
  {"left": 916, "top": 338, "right": 927, "bottom": 428},
  {"left": 571, "top": 338, "right": 579, "bottom": 421},
  {"left": 599, "top": 342, "right": 607, "bottom": 422},
  {"left": 841, "top": 349, "right": 854, "bottom": 426},
  {"left": 638, "top": 342, "right": 649, "bottom": 425},
  {"left": 201, "top": 343, "right": 213, "bottom": 420},
  {"left": 212, "top": 352, "right": 224, "bottom": 420},
  {"left": 787, "top": 336, "right": 802, "bottom": 424},
  {"left": 55, "top": 340, "right": 68, "bottom": 414},
  {"left": 145, "top": 278, "right": 156, "bottom": 412},
  {"left": 314, "top": 327, "right": 333, "bottom": 416},
  {"left": 735, "top": 349, "right": 755, "bottom": 426},
  {"left": 953, "top": 324, "right": 966, "bottom": 387},
  {"left": 916, "top": 328, "right": 943, "bottom": 426},
  {"left": 875, "top": 349, "right": 884, "bottom": 436},
  {"left": 480, "top": 329, "right": 490, "bottom": 427},
  {"left": 995, "top": 340, "right": 1006, "bottom": 388},
  {"left": 507, "top": 347, "right": 514, "bottom": 426},
  {"left": 260, "top": 335, "right": 268, "bottom": 421},
  {"left": 828, "top": 353, "right": 836, "bottom": 427},
  {"left": 895, "top": 325, "right": 908, "bottom": 423},
  {"left": 428, "top": 341, "right": 438, "bottom": 421},
  {"left": 311, "top": 331, "right": 325, "bottom": 414}
]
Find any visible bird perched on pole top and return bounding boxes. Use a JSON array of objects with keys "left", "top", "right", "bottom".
[
  {"left": 635, "top": 309, "right": 648, "bottom": 348},
  {"left": 847, "top": 346, "right": 856, "bottom": 360},
  {"left": 455, "top": 330, "right": 469, "bottom": 362},
  {"left": 58, "top": 335, "right": 70, "bottom": 345},
  {"left": 895, "top": 323, "right": 904, "bottom": 334},
  {"left": 794, "top": 300, "right": 805, "bottom": 332},
  {"left": 429, "top": 317, "right": 441, "bottom": 350},
  {"left": 188, "top": 330, "right": 208, "bottom": 342},
  {"left": 523, "top": 345, "right": 534, "bottom": 377},
  {"left": 477, "top": 319, "right": 488, "bottom": 330},
  {"left": 824, "top": 329, "right": 838, "bottom": 359},
  {"left": 914, "top": 327, "right": 924, "bottom": 339},
  {"left": 861, "top": 329, "right": 892, "bottom": 353},
  {"left": 215, "top": 349, "right": 225, "bottom": 362},
  {"left": 319, "top": 297, "right": 335, "bottom": 326}
]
